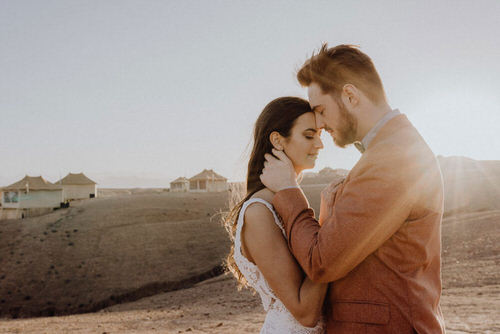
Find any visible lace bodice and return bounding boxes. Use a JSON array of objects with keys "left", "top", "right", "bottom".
[{"left": 234, "top": 198, "right": 324, "bottom": 334}]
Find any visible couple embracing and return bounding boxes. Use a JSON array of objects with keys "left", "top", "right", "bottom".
[{"left": 225, "top": 44, "right": 445, "bottom": 334}]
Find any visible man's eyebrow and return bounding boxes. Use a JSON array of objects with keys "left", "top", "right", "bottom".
[{"left": 303, "top": 128, "right": 317, "bottom": 133}]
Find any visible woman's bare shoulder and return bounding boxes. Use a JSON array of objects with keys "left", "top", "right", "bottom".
[
  {"left": 243, "top": 201, "right": 273, "bottom": 226},
  {"left": 249, "top": 188, "right": 275, "bottom": 204},
  {"left": 243, "top": 201, "right": 279, "bottom": 236}
]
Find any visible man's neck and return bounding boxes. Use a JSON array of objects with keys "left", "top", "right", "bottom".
[{"left": 355, "top": 103, "right": 393, "bottom": 142}]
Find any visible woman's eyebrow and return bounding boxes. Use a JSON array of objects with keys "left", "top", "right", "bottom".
[{"left": 303, "top": 128, "right": 317, "bottom": 133}]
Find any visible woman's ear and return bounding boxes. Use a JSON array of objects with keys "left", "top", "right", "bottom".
[{"left": 269, "top": 131, "right": 284, "bottom": 150}]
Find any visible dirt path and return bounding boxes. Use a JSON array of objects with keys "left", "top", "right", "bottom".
[{"left": 1, "top": 275, "right": 498, "bottom": 334}]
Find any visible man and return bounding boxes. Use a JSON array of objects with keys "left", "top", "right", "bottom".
[{"left": 260, "top": 44, "right": 445, "bottom": 333}]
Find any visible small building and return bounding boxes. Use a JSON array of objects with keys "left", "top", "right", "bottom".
[
  {"left": 55, "top": 172, "right": 97, "bottom": 201},
  {"left": 189, "top": 169, "right": 228, "bottom": 192},
  {"left": 1, "top": 175, "right": 63, "bottom": 220},
  {"left": 170, "top": 177, "right": 189, "bottom": 192}
]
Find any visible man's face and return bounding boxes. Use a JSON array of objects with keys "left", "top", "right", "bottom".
[{"left": 307, "top": 82, "right": 357, "bottom": 148}]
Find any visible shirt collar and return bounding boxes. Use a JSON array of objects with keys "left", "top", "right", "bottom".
[{"left": 354, "top": 109, "right": 401, "bottom": 153}]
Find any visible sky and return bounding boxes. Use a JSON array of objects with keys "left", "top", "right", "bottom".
[{"left": 1, "top": 0, "right": 499, "bottom": 188}]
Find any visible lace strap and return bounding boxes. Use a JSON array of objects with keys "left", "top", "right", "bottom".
[
  {"left": 236, "top": 198, "right": 286, "bottom": 239},
  {"left": 234, "top": 198, "right": 283, "bottom": 310}
]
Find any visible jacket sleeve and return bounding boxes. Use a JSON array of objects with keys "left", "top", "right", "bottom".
[{"left": 273, "top": 161, "right": 418, "bottom": 283}]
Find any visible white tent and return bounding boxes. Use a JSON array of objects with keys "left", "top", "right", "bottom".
[
  {"left": 170, "top": 177, "right": 189, "bottom": 192},
  {"left": 55, "top": 172, "right": 97, "bottom": 200},
  {"left": 189, "top": 169, "right": 228, "bottom": 192},
  {"left": 1, "top": 175, "right": 63, "bottom": 219}
]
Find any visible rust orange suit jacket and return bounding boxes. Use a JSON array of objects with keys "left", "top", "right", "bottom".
[{"left": 273, "top": 114, "right": 445, "bottom": 333}]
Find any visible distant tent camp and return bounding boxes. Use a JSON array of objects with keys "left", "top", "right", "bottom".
[
  {"left": 188, "top": 169, "right": 228, "bottom": 192},
  {"left": 170, "top": 177, "right": 189, "bottom": 192},
  {"left": 1, "top": 175, "right": 63, "bottom": 219},
  {"left": 55, "top": 172, "right": 97, "bottom": 201}
]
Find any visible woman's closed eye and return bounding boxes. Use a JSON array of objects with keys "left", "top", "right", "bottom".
[{"left": 303, "top": 130, "right": 317, "bottom": 140}]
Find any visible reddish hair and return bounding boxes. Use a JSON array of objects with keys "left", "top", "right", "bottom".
[{"left": 297, "top": 44, "right": 386, "bottom": 104}]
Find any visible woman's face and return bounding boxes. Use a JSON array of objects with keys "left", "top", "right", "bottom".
[{"left": 281, "top": 112, "right": 324, "bottom": 174}]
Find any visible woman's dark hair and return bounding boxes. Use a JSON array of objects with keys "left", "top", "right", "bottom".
[{"left": 224, "top": 96, "right": 312, "bottom": 288}]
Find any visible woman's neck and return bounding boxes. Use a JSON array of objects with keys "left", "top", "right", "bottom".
[{"left": 251, "top": 187, "right": 275, "bottom": 203}]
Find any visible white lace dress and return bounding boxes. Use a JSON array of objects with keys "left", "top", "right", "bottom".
[{"left": 234, "top": 198, "right": 325, "bottom": 334}]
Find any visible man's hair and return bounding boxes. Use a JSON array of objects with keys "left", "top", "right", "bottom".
[{"left": 297, "top": 44, "right": 386, "bottom": 104}]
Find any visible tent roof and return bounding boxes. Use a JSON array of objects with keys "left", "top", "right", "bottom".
[
  {"left": 189, "top": 169, "right": 227, "bottom": 181},
  {"left": 55, "top": 173, "right": 97, "bottom": 185},
  {"left": 171, "top": 177, "right": 189, "bottom": 183},
  {"left": 3, "top": 175, "right": 62, "bottom": 191}
]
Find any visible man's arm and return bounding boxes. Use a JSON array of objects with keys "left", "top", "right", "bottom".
[
  {"left": 318, "top": 180, "right": 343, "bottom": 225},
  {"left": 273, "top": 162, "right": 417, "bottom": 283}
]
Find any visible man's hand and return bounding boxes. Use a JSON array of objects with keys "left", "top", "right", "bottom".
[
  {"left": 318, "top": 180, "right": 343, "bottom": 225},
  {"left": 260, "top": 149, "right": 298, "bottom": 192}
]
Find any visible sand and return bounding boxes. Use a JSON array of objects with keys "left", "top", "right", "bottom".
[
  {"left": 1, "top": 206, "right": 499, "bottom": 333},
  {"left": 1, "top": 157, "right": 500, "bottom": 333},
  {"left": 1, "top": 275, "right": 498, "bottom": 334}
]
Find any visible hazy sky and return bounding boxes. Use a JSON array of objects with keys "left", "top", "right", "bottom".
[{"left": 2, "top": 0, "right": 499, "bottom": 187}]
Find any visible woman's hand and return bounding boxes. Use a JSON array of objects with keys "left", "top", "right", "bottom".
[{"left": 319, "top": 180, "right": 343, "bottom": 225}]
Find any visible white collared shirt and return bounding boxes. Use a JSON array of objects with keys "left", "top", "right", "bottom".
[{"left": 354, "top": 109, "right": 401, "bottom": 153}]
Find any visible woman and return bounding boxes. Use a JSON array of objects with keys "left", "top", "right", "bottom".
[{"left": 225, "top": 97, "right": 327, "bottom": 333}]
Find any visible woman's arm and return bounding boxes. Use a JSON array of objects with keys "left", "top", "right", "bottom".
[{"left": 241, "top": 202, "right": 327, "bottom": 327}]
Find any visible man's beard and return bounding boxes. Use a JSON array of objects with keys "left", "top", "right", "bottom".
[{"left": 333, "top": 102, "right": 357, "bottom": 148}]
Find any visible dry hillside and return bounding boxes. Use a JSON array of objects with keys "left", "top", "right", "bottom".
[
  {"left": 1, "top": 156, "right": 499, "bottom": 333},
  {"left": 438, "top": 156, "right": 500, "bottom": 214},
  {"left": 0, "top": 191, "right": 230, "bottom": 318},
  {"left": 1, "top": 193, "right": 498, "bottom": 333}
]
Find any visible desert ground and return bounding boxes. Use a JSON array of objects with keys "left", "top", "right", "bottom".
[
  {"left": 0, "top": 190, "right": 231, "bottom": 319},
  {"left": 1, "top": 157, "right": 499, "bottom": 333}
]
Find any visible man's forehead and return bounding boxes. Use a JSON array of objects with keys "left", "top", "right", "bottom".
[{"left": 307, "top": 83, "right": 322, "bottom": 105}]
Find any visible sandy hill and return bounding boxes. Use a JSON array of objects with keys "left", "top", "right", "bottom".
[
  {"left": 438, "top": 156, "right": 500, "bottom": 215},
  {"left": 301, "top": 167, "right": 348, "bottom": 186},
  {"left": 0, "top": 157, "right": 499, "bottom": 332},
  {"left": 1, "top": 194, "right": 498, "bottom": 333},
  {"left": 0, "top": 191, "right": 230, "bottom": 318}
]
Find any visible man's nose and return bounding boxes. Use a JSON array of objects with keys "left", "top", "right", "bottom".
[
  {"left": 315, "top": 136, "right": 324, "bottom": 149},
  {"left": 315, "top": 115, "right": 324, "bottom": 129}
]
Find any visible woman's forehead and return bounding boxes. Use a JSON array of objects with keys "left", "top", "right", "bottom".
[{"left": 294, "top": 112, "right": 317, "bottom": 129}]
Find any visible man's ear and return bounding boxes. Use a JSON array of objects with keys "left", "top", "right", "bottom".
[
  {"left": 269, "top": 131, "right": 284, "bottom": 150},
  {"left": 341, "top": 84, "right": 359, "bottom": 107}
]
